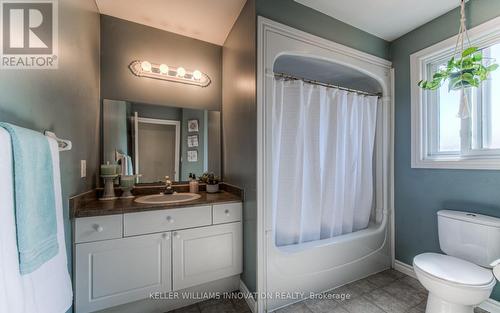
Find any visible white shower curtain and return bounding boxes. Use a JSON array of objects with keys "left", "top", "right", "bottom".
[{"left": 272, "top": 79, "right": 378, "bottom": 247}]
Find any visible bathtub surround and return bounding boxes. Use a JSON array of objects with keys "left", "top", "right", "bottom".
[
  {"left": 257, "top": 17, "right": 393, "bottom": 312},
  {"left": 390, "top": 0, "right": 500, "bottom": 301}
]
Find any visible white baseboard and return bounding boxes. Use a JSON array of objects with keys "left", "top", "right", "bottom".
[
  {"left": 480, "top": 298, "right": 500, "bottom": 313},
  {"left": 240, "top": 280, "right": 257, "bottom": 313},
  {"left": 393, "top": 259, "right": 500, "bottom": 313},
  {"left": 394, "top": 260, "right": 416, "bottom": 278}
]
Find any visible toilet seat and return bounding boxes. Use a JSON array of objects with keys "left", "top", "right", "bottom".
[{"left": 413, "top": 253, "right": 495, "bottom": 287}]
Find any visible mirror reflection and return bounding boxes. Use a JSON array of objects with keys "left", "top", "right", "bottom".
[{"left": 102, "top": 99, "right": 221, "bottom": 184}]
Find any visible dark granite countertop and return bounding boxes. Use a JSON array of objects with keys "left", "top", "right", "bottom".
[{"left": 70, "top": 184, "right": 243, "bottom": 219}]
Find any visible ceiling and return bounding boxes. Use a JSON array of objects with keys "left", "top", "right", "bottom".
[
  {"left": 294, "top": 0, "right": 464, "bottom": 41},
  {"left": 94, "top": 0, "right": 247, "bottom": 45}
]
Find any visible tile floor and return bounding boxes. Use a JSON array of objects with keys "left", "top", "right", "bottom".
[
  {"left": 167, "top": 269, "right": 491, "bottom": 313},
  {"left": 166, "top": 291, "right": 251, "bottom": 313}
]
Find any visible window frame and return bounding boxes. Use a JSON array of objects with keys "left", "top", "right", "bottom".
[{"left": 410, "top": 16, "right": 500, "bottom": 170}]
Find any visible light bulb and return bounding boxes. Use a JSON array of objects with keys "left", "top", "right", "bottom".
[
  {"left": 176, "top": 67, "right": 186, "bottom": 77},
  {"left": 193, "top": 70, "right": 202, "bottom": 80},
  {"left": 141, "top": 61, "right": 152, "bottom": 72},
  {"left": 159, "top": 64, "right": 169, "bottom": 74}
]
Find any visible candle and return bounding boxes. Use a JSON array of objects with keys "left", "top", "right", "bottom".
[
  {"left": 120, "top": 175, "right": 135, "bottom": 188},
  {"left": 101, "top": 163, "right": 117, "bottom": 175}
]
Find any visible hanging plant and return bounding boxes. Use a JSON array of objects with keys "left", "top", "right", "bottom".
[
  {"left": 417, "top": 0, "right": 499, "bottom": 118},
  {"left": 418, "top": 47, "right": 498, "bottom": 91}
]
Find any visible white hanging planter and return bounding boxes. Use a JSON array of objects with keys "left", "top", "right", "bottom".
[{"left": 417, "top": 0, "right": 499, "bottom": 119}]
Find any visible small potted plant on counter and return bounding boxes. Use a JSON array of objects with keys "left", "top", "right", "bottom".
[{"left": 200, "top": 172, "right": 220, "bottom": 193}]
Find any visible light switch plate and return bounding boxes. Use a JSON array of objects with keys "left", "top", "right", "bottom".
[{"left": 81, "top": 160, "right": 86, "bottom": 178}]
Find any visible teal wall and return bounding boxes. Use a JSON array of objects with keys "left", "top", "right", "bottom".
[
  {"left": 0, "top": 0, "right": 101, "bottom": 311},
  {"left": 181, "top": 108, "right": 207, "bottom": 180},
  {"left": 390, "top": 0, "right": 500, "bottom": 300},
  {"left": 256, "top": 0, "right": 390, "bottom": 60}
]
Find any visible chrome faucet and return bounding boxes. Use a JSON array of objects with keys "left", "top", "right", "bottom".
[{"left": 164, "top": 176, "right": 174, "bottom": 194}]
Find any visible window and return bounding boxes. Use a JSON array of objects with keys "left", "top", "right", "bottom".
[{"left": 411, "top": 17, "right": 500, "bottom": 169}]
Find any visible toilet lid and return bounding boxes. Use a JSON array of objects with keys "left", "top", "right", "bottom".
[{"left": 413, "top": 253, "right": 494, "bottom": 286}]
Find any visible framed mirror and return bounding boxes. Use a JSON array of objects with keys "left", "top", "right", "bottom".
[{"left": 101, "top": 99, "right": 221, "bottom": 184}]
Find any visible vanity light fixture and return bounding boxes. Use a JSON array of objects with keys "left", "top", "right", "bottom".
[
  {"left": 176, "top": 67, "right": 186, "bottom": 78},
  {"left": 129, "top": 60, "right": 211, "bottom": 87},
  {"left": 159, "top": 64, "right": 169, "bottom": 74},
  {"left": 140, "top": 61, "right": 152, "bottom": 72}
]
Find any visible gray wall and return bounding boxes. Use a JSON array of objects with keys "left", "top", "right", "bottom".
[
  {"left": 256, "top": 0, "right": 390, "bottom": 60},
  {"left": 390, "top": 0, "right": 500, "bottom": 300},
  {"left": 100, "top": 15, "right": 222, "bottom": 111},
  {"left": 0, "top": 0, "right": 101, "bottom": 311},
  {"left": 222, "top": 0, "right": 258, "bottom": 293}
]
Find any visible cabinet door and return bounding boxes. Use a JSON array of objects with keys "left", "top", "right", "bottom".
[
  {"left": 172, "top": 222, "right": 242, "bottom": 291},
  {"left": 75, "top": 232, "right": 171, "bottom": 313}
]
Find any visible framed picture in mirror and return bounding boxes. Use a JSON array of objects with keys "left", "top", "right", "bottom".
[
  {"left": 188, "top": 119, "right": 199, "bottom": 132},
  {"left": 187, "top": 150, "right": 198, "bottom": 162},
  {"left": 187, "top": 135, "right": 199, "bottom": 147}
]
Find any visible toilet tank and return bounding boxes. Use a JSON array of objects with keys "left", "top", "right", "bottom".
[{"left": 438, "top": 210, "right": 500, "bottom": 267}]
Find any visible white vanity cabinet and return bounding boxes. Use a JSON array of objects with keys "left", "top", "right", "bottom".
[
  {"left": 74, "top": 202, "right": 242, "bottom": 313},
  {"left": 172, "top": 222, "right": 242, "bottom": 290},
  {"left": 75, "top": 232, "right": 172, "bottom": 313}
]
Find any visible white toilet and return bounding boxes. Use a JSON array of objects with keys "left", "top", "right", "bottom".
[{"left": 413, "top": 210, "right": 500, "bottom": 313}]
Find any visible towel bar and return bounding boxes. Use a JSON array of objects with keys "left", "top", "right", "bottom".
[{"left": 44, "top": 131, "right": 72, "bottom": 151}]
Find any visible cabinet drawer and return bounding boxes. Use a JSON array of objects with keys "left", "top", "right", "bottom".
[
  {"left": 74, "top": 215, "right": 122, "bottom": 244},
  {"left": 124, "top": 205, "right": 212, "bottom": 236},
  {"left": 213, "top": 203, "right": 242, "bottom": 224}
]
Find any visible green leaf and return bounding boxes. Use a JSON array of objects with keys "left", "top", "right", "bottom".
[
  {"left": 447, "top": 57, "right": 456, "bottom": 69},
  {"left": 448, "top": 76, "right": 462, "bottom": 91},
  {"left": 472, "top": 53, "right": 483, "bottom": 62},
  {"left": 418, "top": 47, "right": 499, "bottom": 92},
  {"left": 461, "top": 73, "right": 476, "bottom": 86},
  {"left": 487, "top": 64, "right": 499, "bottom": 72},
  {"left": 462, "top": 47, "right": 479, "bottom": 57}
]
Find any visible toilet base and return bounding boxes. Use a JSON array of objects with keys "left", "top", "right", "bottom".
[{"left": 426, "top": 293, "right": 473, "bottom": 313}]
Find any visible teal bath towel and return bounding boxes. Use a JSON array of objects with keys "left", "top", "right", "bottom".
[{"left": 0, "top": 123, "right": 58, "bottom": 274}]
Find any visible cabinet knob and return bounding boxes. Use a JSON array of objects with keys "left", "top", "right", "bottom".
[
  {"left": 162, "top": 233, "right": 170, "bottom": 240},
  {"left": 166, "top": 216, "right": 174, "bottom": 223},
  {"left": 94, "top": 224, "right": 104, "bottom": 232},
  {"left": 173, "top": 232, "right": 180, "bottom": 239},
  {"left": 224, "top": 209, "right": 230, "bottom": 216}
]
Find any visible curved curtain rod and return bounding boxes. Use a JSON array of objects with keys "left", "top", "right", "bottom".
[{"left": 274, "top": 72, "right": 382, "bottom": 98}]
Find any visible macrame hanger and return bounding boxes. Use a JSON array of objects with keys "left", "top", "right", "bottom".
[{"left": 456, "top": 0, "right": 471, "bottom": 119}]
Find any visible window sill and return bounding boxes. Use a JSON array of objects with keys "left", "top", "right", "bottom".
[{"left": 411, "top": 156, "right": 500, "bottom": 170}]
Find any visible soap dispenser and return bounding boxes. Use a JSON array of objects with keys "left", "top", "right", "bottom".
[{"left": 189, "top": 173, "right": 199, "bottom": 193}]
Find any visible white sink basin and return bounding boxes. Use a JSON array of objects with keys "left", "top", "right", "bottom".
[{"left": 134, "top": 193, "right": 201, "bottom": 204}]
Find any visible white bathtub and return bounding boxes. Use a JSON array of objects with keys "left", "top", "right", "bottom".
[{"left": 265, "top": 212, "right": 391, "bottom": 311}]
